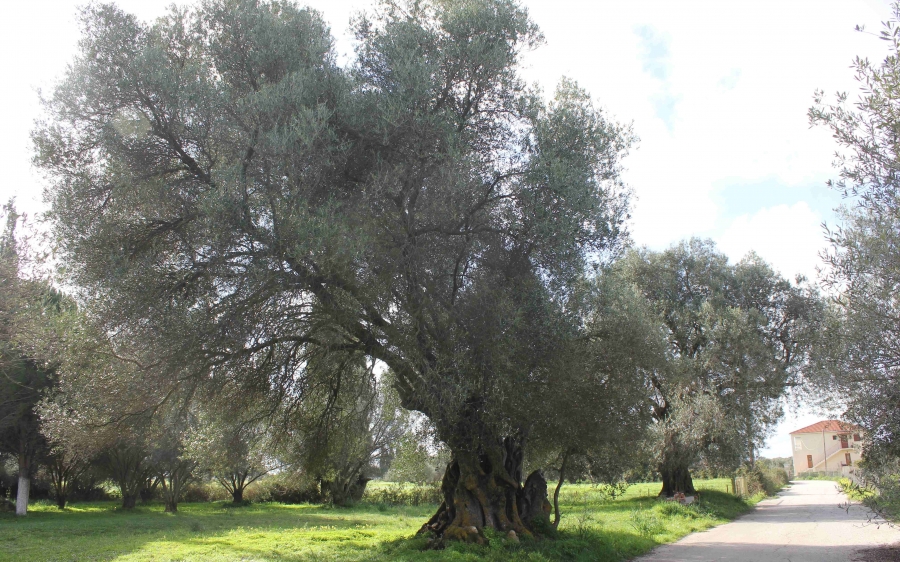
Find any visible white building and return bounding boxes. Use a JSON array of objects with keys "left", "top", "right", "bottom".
[{"left": 790, "top": 420, "right": 863, "bottom": 476}]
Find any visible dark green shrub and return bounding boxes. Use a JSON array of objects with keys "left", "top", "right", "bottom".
[
  {"left": 363, "top": 482, "right": 442, "bottom": 506},
  {"left": 181, "top": 482, "right": 229, "bottom": 503},
  {"left": 252, "top": 473, "right": 323, "bottom": 504},
  {"left": 596, "top": 481, "right": 630, "bottom": 501},
  {"left": 734, "top": 464, "right": 789, "bottom": 497}
]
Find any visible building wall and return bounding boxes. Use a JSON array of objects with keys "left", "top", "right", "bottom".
[{"left": 791, "top": 431, "right": 863, "bottom": 475}]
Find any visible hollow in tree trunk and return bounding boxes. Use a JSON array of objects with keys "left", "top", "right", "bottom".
[
  {"left": 419, "top": 437, "right": 551, "bottom": 545},
  {"left": 659, "top": 462, "right": 696, "bottom": 497}
]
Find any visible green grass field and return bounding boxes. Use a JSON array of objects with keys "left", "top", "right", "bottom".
[{"left": 0, "top": 479, "right": 766, "bottom": 562}]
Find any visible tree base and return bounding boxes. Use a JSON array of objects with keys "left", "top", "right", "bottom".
[
  {"left": 658, "top": 464, "right": 696, "bottom": 498},
  {"left": 419, "top": 441, "right": 551, "bottom": 546},
  {"left": 15, "top": 476, "right": 30, "bottom": 517}
]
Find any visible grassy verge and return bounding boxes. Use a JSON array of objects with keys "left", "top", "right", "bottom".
[
  {"left": 0, "top": 479, "right": 765, "bottom": 562},
  {"left": 794, "top": 472, "right": 843, "bottom": 482},
  {"left": 838, "top": 477, "right": 877, "bottom": 502}
]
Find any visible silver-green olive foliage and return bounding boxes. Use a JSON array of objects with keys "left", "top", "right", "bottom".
[
  {"left": 0, "top": 205, "right": 71, "bottom": 515},
  {"left": 809, "top": 4, "right": 900, "bottom": 520},
  {"left": 616, "top": 240, "right": 822, "bottom": 496},
  {"left": 35, "top": 0, "right": 633, "bottom": 533}
]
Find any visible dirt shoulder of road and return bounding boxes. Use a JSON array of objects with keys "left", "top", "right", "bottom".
[{"left": 853, "top": 542, "right": 900, "bottom": 561}]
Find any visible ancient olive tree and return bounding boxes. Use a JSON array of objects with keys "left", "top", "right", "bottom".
[
  {"left": 152, "top": 432, "right": 198, "bottom": 513},
  {"left": 35, "top": 0, "right": 634, "bottom": 539},
  {"left": 808, "top": 4, "right": 900, "bottom": 521},
  {"left": 616, "top": 240, "right": 821, "bottom": 497}
]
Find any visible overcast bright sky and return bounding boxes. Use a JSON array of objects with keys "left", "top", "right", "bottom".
[{"left": 1, "top": 0, "right": 894, "bottom": 458}]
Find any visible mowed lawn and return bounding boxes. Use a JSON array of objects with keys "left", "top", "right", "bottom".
[{"left": 0, "top": 479, "right": 763, "bottom": 562}]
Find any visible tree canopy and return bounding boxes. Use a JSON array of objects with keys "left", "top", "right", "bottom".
[
  {"left": 614, "top": 240, "right": 822, "bottom": 496},
  {"left": 808, "top": 4, "right": 900, "bottom": 521},
  {"left": 0, "top": 203, "right": 67, "bottom": 515},
  {"left": 35, "top": 0, "right": 635, "bottom": 539}
]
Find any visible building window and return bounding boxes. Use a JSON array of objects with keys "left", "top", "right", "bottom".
[
  {"left": 794, "top": 437, "right": 802, "bottom": 451},
  {"left": 807, "top": 455, "right": 813, "bottom": 468},
  {"left": 854, "top": 433, "right": 861, "bottom": 442}
]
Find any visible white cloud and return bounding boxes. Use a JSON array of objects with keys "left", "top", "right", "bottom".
[
  {"left": 520, "top": 0, "right": 892, "bottom": 249},
  {"left": 717, "top": 202, "right": 825, "bottom": 281}
]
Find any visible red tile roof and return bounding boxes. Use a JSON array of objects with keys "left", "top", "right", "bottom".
[{"left": 789, "top": 420, "right": 863, "bottom": 434}]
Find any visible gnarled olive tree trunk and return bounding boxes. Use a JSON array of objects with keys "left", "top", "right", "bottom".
[
  {"left": 658, "top": 461, "right": 696, "bottom": 497},
  {"left": 419, "top": 438, "right": 550, "bottom": 544},
  {"left": 323, "top": 474, "right": 371, "bottom": 507}
]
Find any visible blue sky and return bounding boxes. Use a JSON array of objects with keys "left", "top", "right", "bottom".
[{"left": 1, "top": 0, "right": 894, "bottom": 457}]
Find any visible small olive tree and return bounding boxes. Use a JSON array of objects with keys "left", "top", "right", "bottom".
[{"left": 186, "top": 412, "right": 274, "bottom": 504}]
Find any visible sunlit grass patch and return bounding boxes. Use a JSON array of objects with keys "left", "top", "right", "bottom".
[{"left": 0, "top": 480, "right": 764, "bottom": 561}]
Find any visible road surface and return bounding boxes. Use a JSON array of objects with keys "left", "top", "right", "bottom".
[{"left": 635, "top": 479, "right": 900, "bottom": 562}]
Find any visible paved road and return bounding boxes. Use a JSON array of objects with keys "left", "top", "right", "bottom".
[{"left": 635, "top": 480, "right": 900, "bottom": 562}]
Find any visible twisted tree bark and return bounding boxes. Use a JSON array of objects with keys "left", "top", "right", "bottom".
[
  {"left": 419, "top": 437, "right": 551, "bottom": 545},
  {"left": 659, "top": 462, "right": 696, "bottom": 497}
]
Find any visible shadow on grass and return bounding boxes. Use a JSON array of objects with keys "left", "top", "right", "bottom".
[
  {"left": 0, "top": 489, "right": 758, "bottom": 562},
  {"left": 174, "top": 525, "right": 661, "bottom": 562}
]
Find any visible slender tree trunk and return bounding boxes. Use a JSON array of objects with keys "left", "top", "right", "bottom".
[
  {"left": 51, "top": 469, "right": 68, "bottom": 509},
  {"left": 15, "top": 475, "right": 30, "bottom": 517},
  {"left": 552, "top": 450, "right": 571, "bottom": 529},
  {"left": 419, "top": 437, "right": 551, "bottom": 545},
  {"left": 15, "top": 452, "right": 30, "bottom": 517},
  {"left": 164, "top": 498, "right": 178, "bottom": 513}
]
